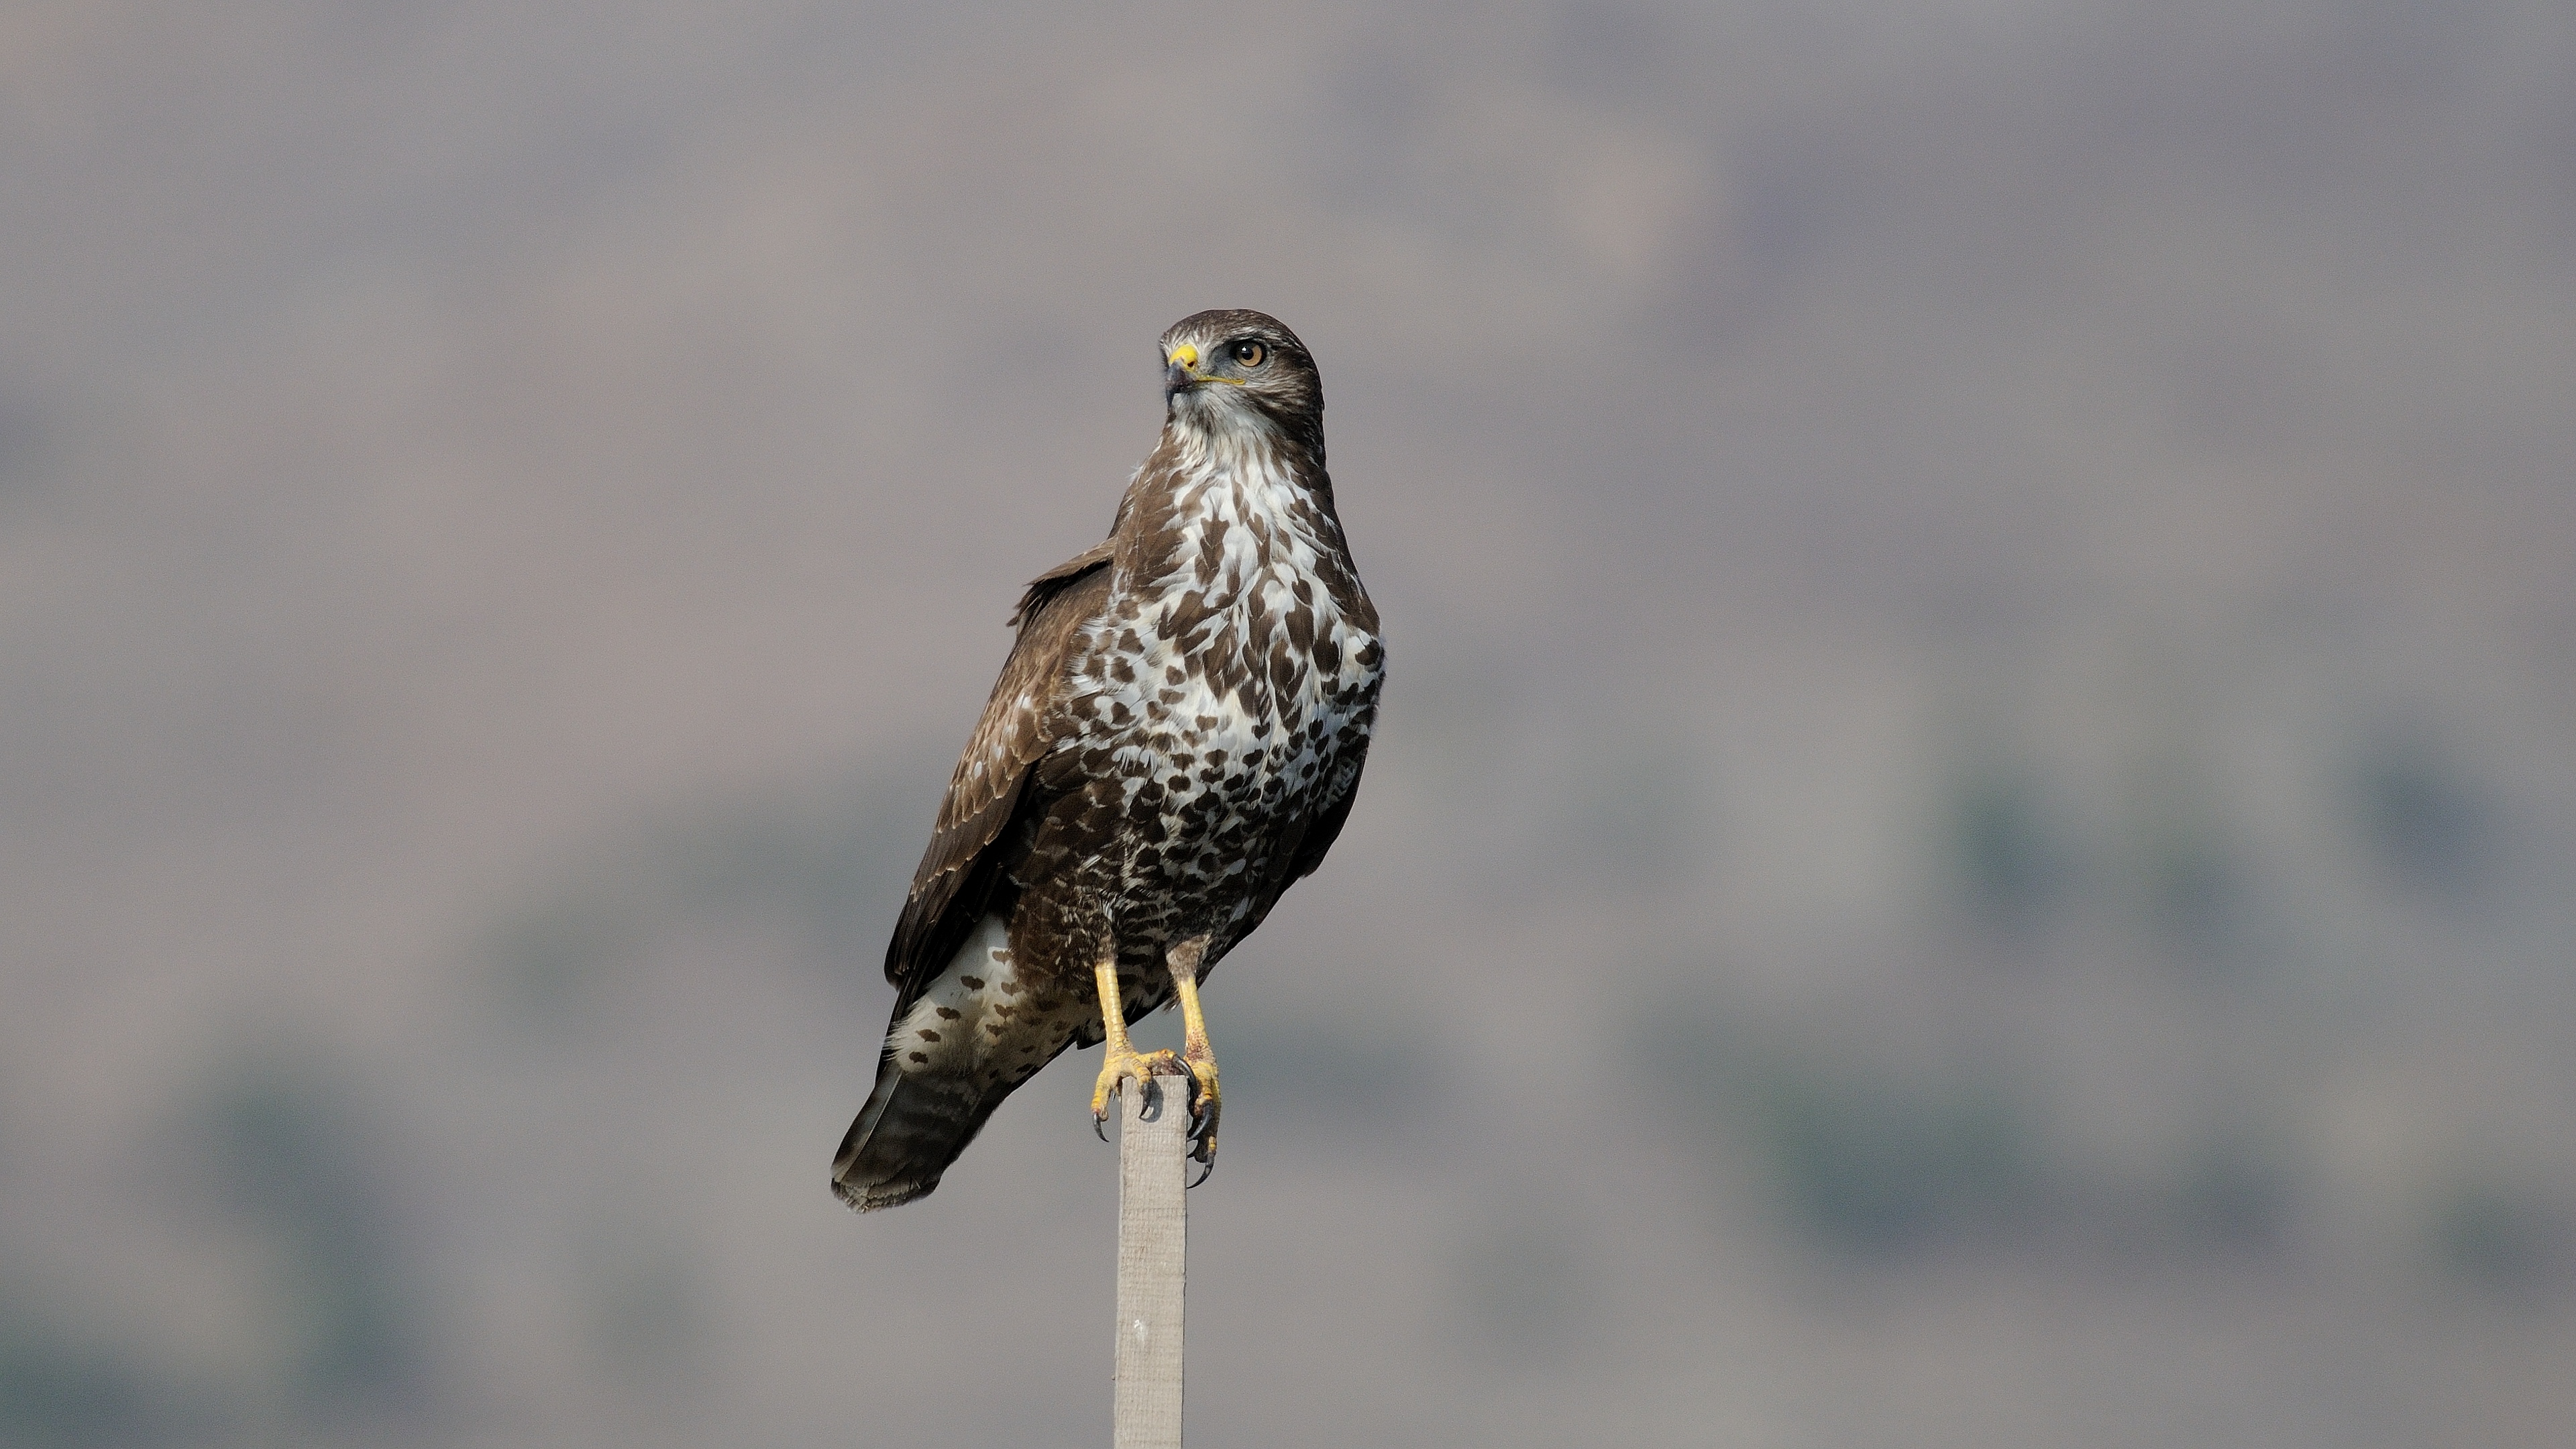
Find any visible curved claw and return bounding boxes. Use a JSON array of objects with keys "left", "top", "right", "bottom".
[
  {"left": 1179, "top": 1054, "right": 1220, "bottom": 1182},
  {"left": 1186, "top": 1154, "right": 1215, "bottom": 1189},
  {"left": 1091, "top": 1046, "right": 1183, "bottom": 1140}
]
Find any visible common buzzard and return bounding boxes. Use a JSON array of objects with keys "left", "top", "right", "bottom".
[{"left": 833, "top": 310, "right": 1383, "bottom": 1211}]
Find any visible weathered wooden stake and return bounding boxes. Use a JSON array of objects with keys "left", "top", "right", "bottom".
[{"left": 1114, "top": 1072, "right": 1187, "bottom": 1448}]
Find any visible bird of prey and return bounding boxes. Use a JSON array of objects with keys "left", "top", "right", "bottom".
[{"left": 833, "top": 310, "right": 1384, "bottom": 1212}]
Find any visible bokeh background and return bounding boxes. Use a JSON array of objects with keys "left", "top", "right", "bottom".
[{"left": 5, "top": 2, "right": 2575, "bottom": 1445}]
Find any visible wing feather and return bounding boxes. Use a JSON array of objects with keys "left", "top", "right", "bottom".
[
  {"left": 882, "top": 544, "right": 1113, "bottom": 1004},
  {"left": 1289, "top": 741, "right": 1371, "bottom": 881}
]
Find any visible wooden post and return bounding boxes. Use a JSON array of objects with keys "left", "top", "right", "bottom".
[{"left": 1114, "top": 1072, "right": 1187, "bottom": 1448}]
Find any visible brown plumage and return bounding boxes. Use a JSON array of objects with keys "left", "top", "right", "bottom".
[{"left": 833, "top": 311, "right": 1383, "bottom": 1211}]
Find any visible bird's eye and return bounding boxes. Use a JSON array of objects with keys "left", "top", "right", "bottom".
[{"left": 1230, "top": 339, "right": 1268, "bottom": 368}]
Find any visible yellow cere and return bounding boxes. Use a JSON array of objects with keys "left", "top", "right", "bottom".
[{"left": 1165, "top": 339, "right": 1247, "bottom": 386}]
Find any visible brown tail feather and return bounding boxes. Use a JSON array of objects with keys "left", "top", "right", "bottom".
[{"left": 830, "top": 1054, "right": 1000, "bottom": 1211}]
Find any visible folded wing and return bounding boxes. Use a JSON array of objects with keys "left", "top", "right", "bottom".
[{"left": 881, "top": 542, "right": 1114, "bottom": 1009}]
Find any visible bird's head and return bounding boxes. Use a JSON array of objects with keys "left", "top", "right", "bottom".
[{"left": 1159, "top": 309, "right": 1321, "bottom": 445}]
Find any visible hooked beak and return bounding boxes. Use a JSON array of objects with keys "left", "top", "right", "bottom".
[{"left": 1164, "top": 342, "right": 1201, "bottom": 398}]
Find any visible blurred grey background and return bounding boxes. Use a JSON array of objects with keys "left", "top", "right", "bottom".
[{"left": 4, "top": 2, "right": 2573, "bottom": 1446}]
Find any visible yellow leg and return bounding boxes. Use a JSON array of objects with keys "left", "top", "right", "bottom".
[
  {"left": 1167, "top": 936, "right": 1220, "bottom": 1168},
  {"left": 1089, "top": 951, "right": 1181, "bottom": 1130}
]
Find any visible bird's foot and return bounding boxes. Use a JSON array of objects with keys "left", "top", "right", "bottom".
[
  {"left": 1181, "top": 1046, "right": 1221, "bottom": 1185},
  {"left": 1090, "top": 1046, "right": 1186, "bottom": 1138}
]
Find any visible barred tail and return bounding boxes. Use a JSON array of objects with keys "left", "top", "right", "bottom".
[
  {"left": 833, "top": 913, "right": 1089, "bottom": 1212},
  {"left": 830, "top": 1052, "right": 994, "bottom": 1212}
]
